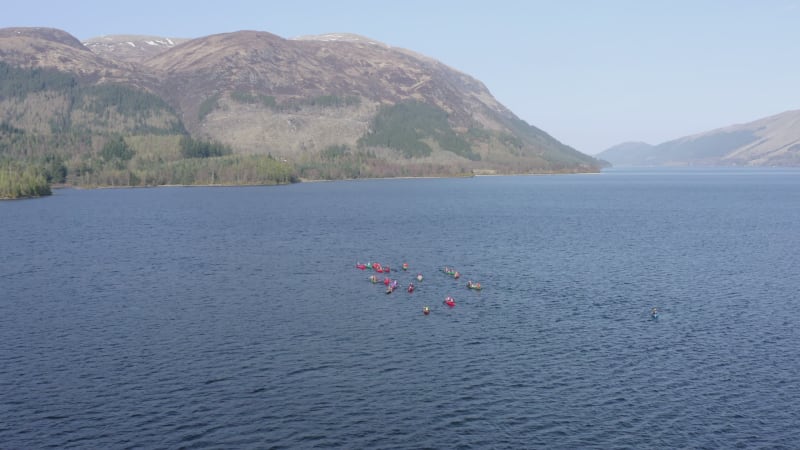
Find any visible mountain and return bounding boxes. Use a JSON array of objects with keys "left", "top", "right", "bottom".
[
  {"left": 596, "top": 110, "right": 800, "bottom": 167},
  {"left": 83, "top": 35, "right": 188, "bottom": 64},
  {"left": 0, "top": 27, "right": 155, "bottom": 86},
  {"left": 0, "top": 27, "right": 601, "bottom": 189},
  {"left": 596, "top": 141, "right": 654, "bottom": 166}
]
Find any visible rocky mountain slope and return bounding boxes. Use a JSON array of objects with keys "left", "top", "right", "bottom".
[
  {"left": 1, "top": 27, "right": 602, "bottom": 180},
  {"left": 597, "top": 110, "right": 800, "bottom": 167}
]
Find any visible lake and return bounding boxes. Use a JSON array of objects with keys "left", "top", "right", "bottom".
[{"left": 2, "top": 168, "right": 799, "bottom": 448}]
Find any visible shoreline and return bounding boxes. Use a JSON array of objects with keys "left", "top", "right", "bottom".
[{"left": 44, "top": 169, "right": 603, "bottom": 192}]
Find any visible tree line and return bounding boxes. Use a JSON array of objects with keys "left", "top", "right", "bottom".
[{"left": 0, "top": 159, "right": 52, "bottom": 199}]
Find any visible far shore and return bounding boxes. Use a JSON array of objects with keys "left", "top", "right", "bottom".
[{"left": 39, "top": 169, "right": 602, "bottom": 192}]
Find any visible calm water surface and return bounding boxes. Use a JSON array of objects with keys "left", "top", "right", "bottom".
[{"left": 2, "top": 168, "right": 799, "bottom": 448}]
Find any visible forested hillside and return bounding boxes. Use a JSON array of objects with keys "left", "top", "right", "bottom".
[
  {"left": 1, "top": 27, "right": 605, "bottom": 198},
  {"left": 0, "top": 62, "right": 296, "bottom": 198}
]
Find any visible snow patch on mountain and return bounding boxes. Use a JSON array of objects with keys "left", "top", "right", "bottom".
[{"left": 291, "top": 33, "right": 389, "bottom": 48}]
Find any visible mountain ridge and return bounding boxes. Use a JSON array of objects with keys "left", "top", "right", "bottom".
[
  {"left": 597, "top": 110, "right": 800, "bottom": 167},
  {"left": 83, "top": 34, "right": 189, "bottom": 64}
]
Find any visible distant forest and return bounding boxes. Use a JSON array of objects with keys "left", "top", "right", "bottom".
[
  {"left": 1, "top": 63, "right": 490, "bottom": 199},
  {"left": 0, "top": 63, "right": 298, "bottom": 198},
  {"left": 358, "top": 101, "right": 480, "bottom": 161}
]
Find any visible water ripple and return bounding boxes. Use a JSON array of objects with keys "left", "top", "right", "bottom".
[{"left": 2, "top": 174, "right": 800, "bottom": 448}]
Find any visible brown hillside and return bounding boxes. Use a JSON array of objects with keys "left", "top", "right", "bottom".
[
  {"left": 1, "top": 27, "right": 602, "bottom": 174},
  {"left": 0, "top": 27, "right": 153, "bottom": 87}
]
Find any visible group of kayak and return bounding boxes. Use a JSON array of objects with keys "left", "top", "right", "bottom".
[
  {"left": 443, "top": 266, "right": 483, "bottom": 291},
  {"left": 356, "top": 262, "right": 395, "bottom": 273},
  {"left": 357, "top": 261, "right": 483, "bottom": 315},
  {"left": 361, "top": 261, "right": 422, "bottom": 295},
  {"left": 358, "top": 261, "right": 658, "bottom": 320}
]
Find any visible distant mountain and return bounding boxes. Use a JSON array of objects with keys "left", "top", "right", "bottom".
[
  {"left": 597, "top": 110, "right": 800, "bottom": 167},
  {"left": 0, "top": 27, "right": 601, "bottom": 188},
  {"left": 595, "top": 141, "right": 654, "bottom": 166}
]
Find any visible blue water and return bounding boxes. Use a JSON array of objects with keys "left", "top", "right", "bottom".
[{"left": 2, "top": 168, "right": 799, "bottom": 449}]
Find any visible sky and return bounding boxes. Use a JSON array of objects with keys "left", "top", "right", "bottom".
[{"left": 3, "top": 0, "right": 799, "bottom": 155}]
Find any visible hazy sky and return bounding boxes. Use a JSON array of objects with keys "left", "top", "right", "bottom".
[{"left": 3, "top": 0, "right": 799, "bottom": 155}]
